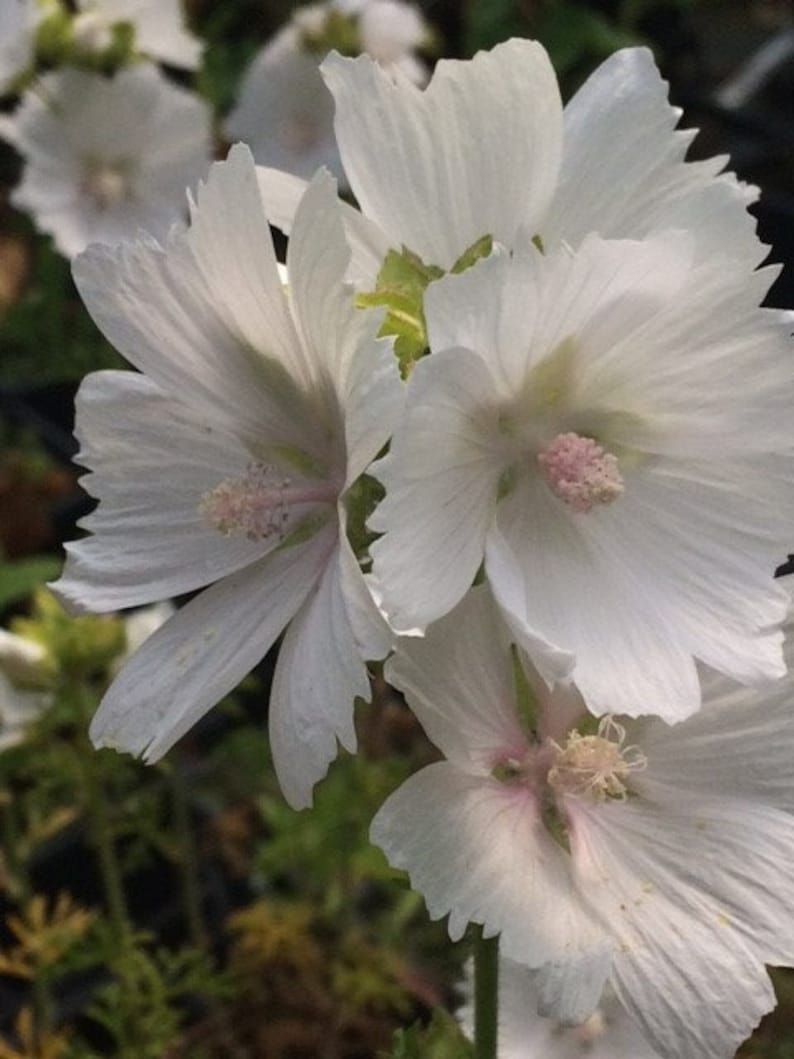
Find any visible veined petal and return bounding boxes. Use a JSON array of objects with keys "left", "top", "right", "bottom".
[
  {"left": 286, "top": 168, "right": 403, "bottom": 477},
  {"left": 489, "top": 491, "right": 702, "bottom": 721},
  {"left": 570, "top": 798, "right": 778, "bottom": 1059},
  {"left": 89, "top": 533, "right": 329, "bottom": 762},
  {"left": 543, "top": 47, "right": 765, "bottom": 267},
  {"left": 336, "top": 518, "right": 393, "bottom": 662},
  {"left": 634, "top": 634, "right": 794, "bottom": 811},
  {"left": 269, "top": 537, "right": 372, "bottom": 809},
  {"left": 371, "top": 762, "right": 605, "bottom": 967},
  {"left": 52, "top": 371, "right": 274, "bottom": 612},
  {"left": 533, "top": 947, "right": 612, "bottom": 1026},
  {"left": 72, "top": 146, "right": 321, "bottom": 451},
  {"left": 425, "top": 233, "right": 692, "bottom": 404},
  {"left": 255, "top": 165, "right": 390, "bottom": 287},
  {"left": 369, "top": 347, "right": 505, "bottom": 629},
  {"left": 323, "top": 38, "right": 563, "bottom": 269},
  {"left": 385, "top": 587, "right": 529, "bottom": 774}
]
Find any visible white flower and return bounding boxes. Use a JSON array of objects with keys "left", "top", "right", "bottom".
[
  {"left": 458, "top": 959, "right": 661, "bottom": 1059},
  {"left": 0, "top": 64, "right": 212, "bottom": 259},
  {"left": 368, "top": 233, "right": 794, "bottom": 720},
  {"left": 371, "top": 584, "right": 794, "bottom": 1059},
  {"left": 256, "top": 38, "right": 763, "bottom": 286},
  {"left": 52, "top": 144, "right": 403, "bottom": 809},
  {"left": 0, "top": 0, "right": 39, "bottom": 94},
  {"left": 73, "top": 0, "right": 203, "bottom": 69},
  {"left": 223, "top": 0, "right": 430, "bottom": 188}
]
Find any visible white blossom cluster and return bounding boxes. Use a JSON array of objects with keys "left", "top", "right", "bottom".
[
  {"left": 18, "top": 18, "right": 794, "bottom": 1059},
  {"left": 0, "top": 0, "right": 432, "bottom": 256}
]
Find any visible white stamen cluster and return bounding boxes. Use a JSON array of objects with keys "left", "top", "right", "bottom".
[{"left": 547, "top": 716, "right": 646, "bottom": 801}]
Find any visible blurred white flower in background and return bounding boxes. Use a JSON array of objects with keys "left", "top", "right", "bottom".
[
  {"left": 224, "top": 0, "right": 431, "bottom": 187},
  {"left": 72, "top": 0, "right": 203, "bottom": 69},
  {"left": 458, "top": 959, "right": 661, "bottom": 1059},
  {"left": 0, "top": 603, "right": 174, "bottom": 751},
  {"left": 0, "top": 0, "right": 41, "bottom": 95},
  {"left": 0, "top": 63, "right": 213, "bottom": 257}
]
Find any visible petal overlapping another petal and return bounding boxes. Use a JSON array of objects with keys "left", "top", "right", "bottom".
[{"left": 323, "top": 38, "right": 563, "bottom": 269}]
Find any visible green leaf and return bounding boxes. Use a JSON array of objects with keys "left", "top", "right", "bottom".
[
  {"left": 462, "top": 0, "right": 525, "bottom": 56},
  {"left": 0, "top": 556, "right": 62, "bottom": 611},
  {"left": 380, "top": 1010, "right": 474, "bottom": 1058}
]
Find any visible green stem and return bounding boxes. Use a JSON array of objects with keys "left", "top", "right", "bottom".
[
  {"left": 168, "top": 764, "right": 208, "bottom": 950},
  {"left": 474, "top": 930, "right": 499, "bottom": 1059},
  {"left": 85, "top": 758, "right": 132, "bottom": 940}
]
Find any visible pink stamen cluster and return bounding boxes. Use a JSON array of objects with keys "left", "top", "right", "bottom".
[
  {"left": 200, "top": 462, "right": 337, "bottom": 542},
  {"left": 200, "top": 463, "right": 293, "bottom": 542},
  {"left": 536, "top": 431, "right": 624, "bottom": 514}
]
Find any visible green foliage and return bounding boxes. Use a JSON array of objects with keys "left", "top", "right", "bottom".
[
  {"left": 345, "top": 472, "right": 385, "bottom": 565},
  {"left": 356, "top": 247, "right": 444, "bottom": 377},
  {"left": 83, "top": 944, "right": 227, "bottom": 1059},
  {"left": 0, "top": 237, "right": 122, "bottom": 387},
  {"left": 381, "top": 1010, "right": 474, "bottom": 1059},
  {"left": 300, "top": 10, "right": 361, "bottom": 57},
  {"left": 537, "top": 2, "right": 638, "bottom": 78},
  {"left": 12, "top": 589, "right": 125, "bottom": 682},
  {"left": 0, "top": 558, "right": 62, "bottom": 612},
  {"left": 254, "top": 741, "right": 414, "bottom": 919},
  {"left": 356, "top": 236, "right": 494, "bottom": 377},
  {"left": 462, "top": 0, "right": 525, "bottom": 55}
]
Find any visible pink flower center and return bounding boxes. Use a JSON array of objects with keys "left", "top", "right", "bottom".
[
  {"left": 536, "top": 431, "right": 624, "bottom": 514},
  {"left": 200, "top": 462, "right": 336, "bottom": 542}
]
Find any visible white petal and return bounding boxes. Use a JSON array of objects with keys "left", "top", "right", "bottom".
[
  {"left": 89, "top": 532, "right": 330, "bottom": 761},
  {"left": 570, "top": 798, "right": 778, "bottom": 1059},
  {"left": 634, "top": 660, "right": 794, "bottom": 813},
  {"left": 52, "top": 371, "right": 274, "bottom": 612},
  {"left": 543, "top": 47, "right": 765, "bottom": 267},
  {"left": 533, "top": 947, "right": 612, "bottom": 1026},
  {"left": 73, "top": 146, "right": 323, "bottom": 452},
  {"left": 371, "top": 762, "right": 605, "bottom": 967},
  {"left": 369, "top": 348, "right": 505, "bottom": 629},
  {"left": 323, "top": 39, "right": 563, "bottom": 269},
  {"left": 336, "top": 519, "right": 393, "bottom": 662},
  {"left": 385, "top": 586, "right": 530, "bottom": 773},
  {"left": 426, "top": 233, "right": 693, "bottom": 401},
  {"left": 489, "top": 492, "right": 702, "bottom": 722},
  {"left": 268, "top": 539, "right": 373, "bottom": 809},
  {"left": 255, "top": 165, "right": 390, "bottom": 288},
  {"left": 286, "top": 168, "right": 403, "bottom": 477}
]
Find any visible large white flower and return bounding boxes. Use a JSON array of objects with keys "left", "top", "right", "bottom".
[
  {"left": 371, "top": 584, "right": 794, "bottom": 1059},
  {"left": 0, "top": 64, "right": 212, "bottom": 258},
  {"left": 223, "top": 0, "right": 429, "bottom": 188},
  {"left": 73, "top": 0, "right": 203, "bottom": 69},
  {"left": 52, "top": 145, "right": 402, "bottom": 809},
  {"left": 0, "top": 0, "right": 39, "bottom": 95},
  {"left": 458, "top": 960, "right": 661, "bottom": 1059},
  {"left": 369, "top": 232, "right": 794, "bottom": 720},
  {"left": 255, "top": 38, "right": 763, "bottom": 287}
]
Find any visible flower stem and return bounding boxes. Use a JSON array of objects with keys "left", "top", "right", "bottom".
[
  {"left": 474, "top": 929, "right": 499, "bottom": 1059},
  {"left": 168, "top": 763, "right": 208, "bottom": 950}
]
